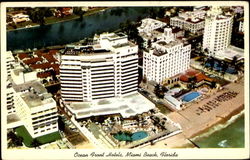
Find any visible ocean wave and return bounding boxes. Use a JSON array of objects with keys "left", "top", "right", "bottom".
[
  {"left": 218, "top": 140, "right": 228, "bottom": 147},
  {"left": 191, "top": 110, "right": 244, "bottom": 142}
]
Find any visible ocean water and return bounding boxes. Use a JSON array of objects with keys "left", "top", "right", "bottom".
[{"left": 193, "top": 114, "right": 245, "bottom": 148}]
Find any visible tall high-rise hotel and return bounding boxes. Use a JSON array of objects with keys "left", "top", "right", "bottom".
[
  {"left": 60, "top": 33, "right": 138, "bottom": 102},
  {"left": 143, "top": 28, "right": 191, "bottom": 84},
  {"left": 203, "top": 6, "right": 233, "bottom": 55}
]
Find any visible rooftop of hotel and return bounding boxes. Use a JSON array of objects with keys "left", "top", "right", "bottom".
[
  {"left": 21, "top": 92, "right": 54, "bottom": 108},
  {"left": 63, "top": 45, "right": 111, "bottom": 56},
  {"left": 112, "top": 41, "right": 136, "bottom": 48},
  {"left": 157, "top": 38, "right": 183, "bottom": 47},
  {"left": 171, "top": 16, "right": 204, "bottom": 24},
  {"left": 66, "top": 92, "right": 155, "bottom": 119},
  {"left": 139, "top": 29, "right": 163, "bottom": 40},
  {"left": 13, "top": 80, "right": 54, "bottom": 108},
  {"left": 103, "top": 32, "right": 128, "bottom": 41}
]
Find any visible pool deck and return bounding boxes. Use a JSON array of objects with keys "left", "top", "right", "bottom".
[{"left": 144, "top": 78, "right": 244, "bottom": 148}]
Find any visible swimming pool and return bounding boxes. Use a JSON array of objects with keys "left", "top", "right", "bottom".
[
  {"left": 114, "top": 131, "right": 148, "bottom": 141},
  {"left": 182, "top": 92, "right": 201, "bottom": 102},
  {"left": 131, "top": 131, "right": 148, "bottom": 141}
]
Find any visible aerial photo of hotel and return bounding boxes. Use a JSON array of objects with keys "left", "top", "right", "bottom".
[{"left": 3, "top": 4, "right": 246, "bottom": 150}]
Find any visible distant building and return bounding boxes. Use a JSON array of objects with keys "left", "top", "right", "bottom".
[
  {"left": 11, "top": 64, "right": 37, "bottom": 85},
  {"left": 143, "top": 28, "right": 191, "bottom": 84},
  {"left": 6, "top": 51, "right": 15, "bottom": 79},
  {"left": 170, "top": 9, "right": 206, "bottom": 34},
  {"left": 138, "top": 18, "right": 184, "bottom": 48},
  {"left": 230, "top": 6, "right": 244, "bottom": 15},
  {"left": 12, "top": 13, "right": 30, "bottom": 24},
  {"left": 202, "top": 6, "right": 233, "bottom": 55},
  {"left": 137, "top": 18, "right": 167, "bottom": 33},
  {"left": 239, "top": 20, "right": 244, "bottom": 33},
  {"left": 6, "top": 51, "right": 15, "bottom": 115},
  {"left": 7, "top": 87, "right": 15, "bottom": 115},
  {"left": 13, "top": 80, "right": 58, "bottom": 138},
  {"left": 60, "top": 32, "right": 138, "bottom": 102},
  {"left": 54, "top": 7, "right": 73, "bottom": 17}
]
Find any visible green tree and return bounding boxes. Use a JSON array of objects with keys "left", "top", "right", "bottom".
[
  {"left": 31, "top": 139, "right": 41, "bottom": 148},
  {"left": 154, "top": 84, "right": 165, "bottom": 99},
  {"left": 221, "top": 61, "right": 228, "bottom": 76},
  {"left": 7, "top": 131, "right": 23, "bottom": 147},
  {"left": 211, "top": 81, "right": 216, "bottom": 89},
  {"left": 58, "top": 116, "right": 65, "bottom": 131}
]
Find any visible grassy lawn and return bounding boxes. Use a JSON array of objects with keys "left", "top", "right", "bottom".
[
  {"left": 156, "top": 103, "right": 171, "bottom": 115},
  {"left": 15, "top": 126, "right": 61, "bottom": 147}
]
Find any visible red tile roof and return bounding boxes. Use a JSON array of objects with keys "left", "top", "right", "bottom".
[
  {"left": 18, "top": 53, "right": 29, "bottom": 60},
  {"left": 49, "top": 50, "right": 58, "bottom": 55},
  {"left": 30, "top": 63, "right": 51, "bottom": 69},
  {"left": 51, "top": 64, "right": 60, "bottom": 75},
  {"left": 42, "top": 54, "right": 57, "bottom": 63},
  {"left": 37, "top": 72, "right": 51, "bottom": 78},
  {"left": 23, "top": 57, "right": 43, "bottom": 65},
  {"left": 180, "top": 69, "right": 212, "bottom": 83}
]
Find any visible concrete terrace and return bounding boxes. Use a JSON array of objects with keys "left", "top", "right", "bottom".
[{"left": 67, "top": 92, "right": 155, "bottom": 119}]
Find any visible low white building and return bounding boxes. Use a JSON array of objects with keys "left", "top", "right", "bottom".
[
  {"left": 6, "top": 51, "right": 15, "bottom": 79},
  {"left": 164, "top": 95, "right": 182, "bottom": 110},
  {"left": 12, "top": 13, "right": 30, "bottom": 24},
  {"left": 170, "top": 9, "right": 207, "bottom": 33},
  {"left": 230, "top": 6, "right": 244, "bottom": 15},
  {"left": 215, "top": 45, "right": 244, "bottom": 61},
  {"left": 11, "top": 67, "right": 37, "bottom": 85},
  {"left": 13, "top": 80, "right": 58, "bottom": 138},
  {"left": 143, "top": 28, "right": 191, "bottom": 84},
  {"left": 7, "top": 87, "right": 15, "bottom": 115},
  {"left": 137, "top": 18, "right": 167, "bottom": 33},
  {"left": 239, "top": 20, "right": 244, "bottom": 33}
]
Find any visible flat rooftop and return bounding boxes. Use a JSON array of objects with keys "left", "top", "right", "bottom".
[
  {"left": 215, "top": 45, "right": 244, "bottom": 60},
  {"left": 66, "top": 92, "right": 155, "bottom": 119},
  {"left": 21, "top": 92, "right": 54, "bottom": 108},
  {"left": 13, "top": 80, "right": 54, "bottom": 108},
  {"left": 63, "top": 45, "right": 111, "bottom": 56},
  {"left": 13, "top": 80, "right": 47, "bottom": 93}
]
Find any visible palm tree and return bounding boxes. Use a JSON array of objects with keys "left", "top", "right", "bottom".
[
  {"left": 221, "top": 61, "right": 228, "bottom": 77},
  {"left": 231, "top": 56, "right": 238, "bottom": 69}
]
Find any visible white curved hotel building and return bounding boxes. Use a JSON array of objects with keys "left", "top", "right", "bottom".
[
  {"left": 202, "top": 7, "right": 233, "bottom": 55},
  {"left": 60, "top": 32, "right": 138, "bottom": 102}
]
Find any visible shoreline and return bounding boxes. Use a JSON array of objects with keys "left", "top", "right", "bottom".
[
  {"left": 191, "top": 109, "right": 244, "bottom": 142},
  {"left": 7, "top": 7, "right": 112, "bottom": 32},
  {"left": 145, "top": 79, "right": 244, "bottom": 148},
  {"left": 186, "top": 104, "right": 244, "bottom": 139}
]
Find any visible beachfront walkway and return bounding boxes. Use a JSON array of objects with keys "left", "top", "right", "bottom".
[{"left": 144, "top": 78, "right": 244, "bottom": 148}]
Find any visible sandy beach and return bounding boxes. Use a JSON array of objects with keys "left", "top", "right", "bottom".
[{"left": 145, "top": 77, "right": 244, "bottom": 148}]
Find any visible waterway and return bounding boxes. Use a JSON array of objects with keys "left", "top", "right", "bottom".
[
  {"left": 193, "top": 114, "right": 245, "bottom": 148},
  {"left": 7, "top": 7, "right": 153, "bottom": 51}
]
